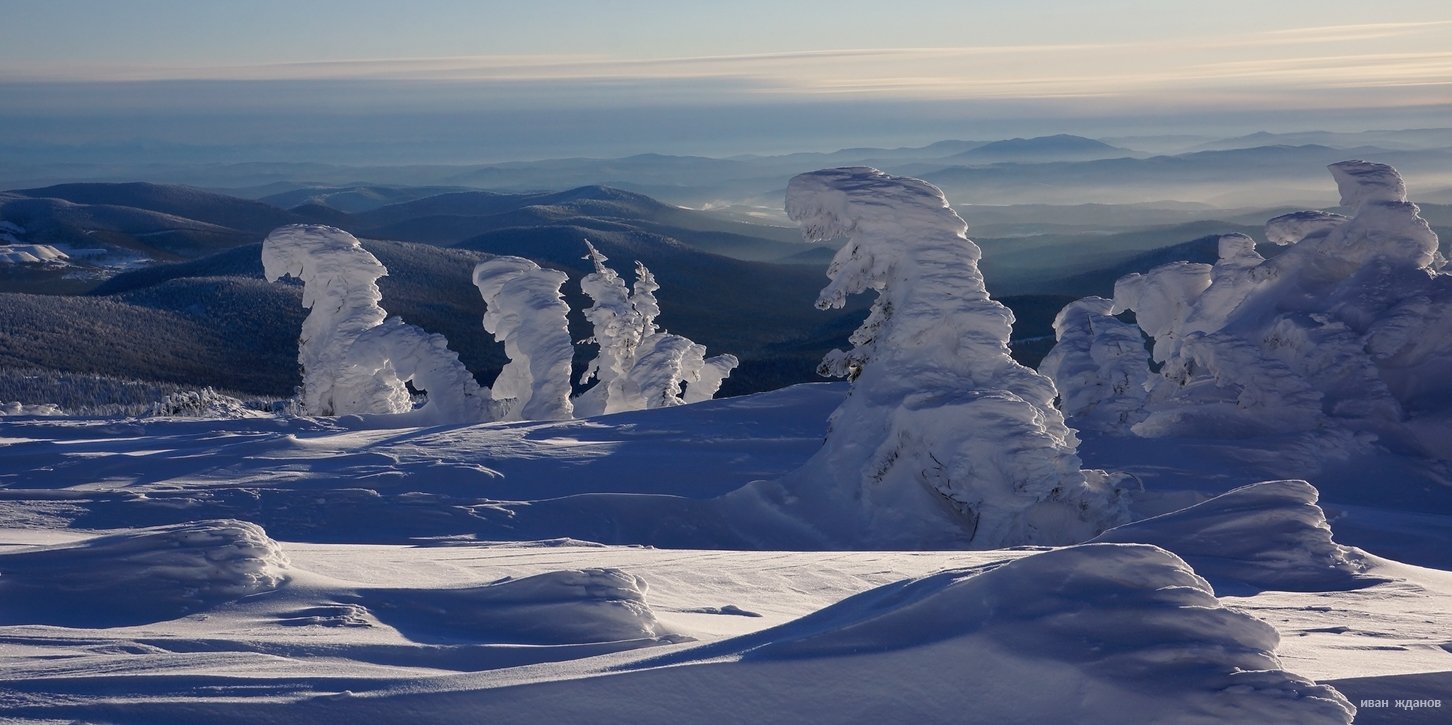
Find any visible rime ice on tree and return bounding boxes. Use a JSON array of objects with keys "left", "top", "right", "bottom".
[
  {"left": 574, "top": 242, "right": 737, "bottom": 416},
  {"left": 263, "top": 225, "right": 492, "bottom": 424},
  {"left": 1042, "top": 161, "right": 1452, "bottom": 459},
  {"left": 765, "top": 167, "right": 1127, "bottom": 549},
  {"left": 473, "top": 256, "right": 576, "bottom": 421}
]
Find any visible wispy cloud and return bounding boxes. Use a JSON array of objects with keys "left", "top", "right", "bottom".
[{"left": 4, "top": 21, "right": 1449, "bottom": 111}]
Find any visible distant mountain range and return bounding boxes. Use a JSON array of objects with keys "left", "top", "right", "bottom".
[
  {"left": 4, "top": 142, "right": 1449, "bottom": 406},
  {"left": 6, "top": 128, "right": 1450, "bottom": 211},
  {"left": 951, "top": 134, "right": 1129, "bottom": 162}
]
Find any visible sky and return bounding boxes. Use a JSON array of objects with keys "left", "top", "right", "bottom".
[{"left": 3, "top": 0, "right": 1451, "bottom": 163}]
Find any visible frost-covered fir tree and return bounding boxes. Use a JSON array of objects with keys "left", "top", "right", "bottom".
[
  {"left": 1037, "top": 296, "right": 1151, "bottom": 431},
  {"left": 473, "top": 256, "right": 576, "bottom": 421},
  {"left": 749, "top": 167, "right": 1128, "bottom": 549},
  {"left": 1041, "top": 161, "right": 1452, "bottom": 459},
  {"left": 264, "top": 225, "right": 492, "bottom": 424},
  {"left": 574, "top": 242, "right": 736, "bottom": 415}
]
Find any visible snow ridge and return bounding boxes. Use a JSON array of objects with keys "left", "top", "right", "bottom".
[
  {"left": 1094, "top": 480, "right": 1375, "bottom": 593},
  {"left": 629, "top": 543, "right": 1354, "bottom": 724},
  {"left": 0, "top": 520, "right": 288, "bottom": 626}
]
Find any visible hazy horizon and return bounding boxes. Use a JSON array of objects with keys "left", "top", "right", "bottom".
[{"left": 4, "top": 1, "right": 1451, "bottom": 166}]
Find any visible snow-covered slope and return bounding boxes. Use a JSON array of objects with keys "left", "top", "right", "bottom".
[{"left": 2, "top": 382, "right": 1450, "bottom": 722}]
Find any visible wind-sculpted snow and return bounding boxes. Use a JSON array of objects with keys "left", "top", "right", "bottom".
[
  {"left": 1043, "top": 161, "right": 1452, "bottom": 459},
  {"left": 244, "top": 544, "right": 1352, "bottom": 724},
  {"left": 574, "top": 241, "right": 736, "bottom": 415},
  {"left": 1094, "top": 480, "right": 1376, "bottom": 593},
  {"left": 770, "top": 167, "right": 1127, "bottom": 548},
  {"left": 264, "top": 225, "right": 491, "bottom": 424},
  {"left": 364, "top": 568, "right": 671, "bottom": 645},
  {"left": 473, "top": 256, "right": 575, "bottom": 421},
  {"left": 0, "top": 520, "right": 288, "bottom": 626}
]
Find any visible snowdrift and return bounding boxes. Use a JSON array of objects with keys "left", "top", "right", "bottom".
[
  {"left": 361, "top": 567, "right": 673, "bottom": 646},
  {"left": 228, "top": 544, "right": 1353, "bottom": 724},
  {"left": 1094, "top": 480, "right": 1377, "bottom": 593},
  {"left": 0, "top": 520, "right": 288, "bottom": 626}
]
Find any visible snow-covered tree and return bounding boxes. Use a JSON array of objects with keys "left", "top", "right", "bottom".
[
  {"left": 1042, "top": 161, "right": 1452, "bottom": 459},
  {"left": 765, "top": 167, "right": 1128, "bottom": 549},
  {"left": 1037, "top": 296, "right": 1150, "bottom": 431},
  {"left": 573, "top": 242, "right": 648, "bottom": 416},
  {"left": 264, "top": 224, "right": 491, "bottom": 424},
  {"left": 574, "top": 241, "right": 736, "bottom": 415},
  {"left": 263, "top": 225, "right": 403, "bottom": 415},
  {"left": 472, "top": 256, "right": 575, "bottom": 421}
]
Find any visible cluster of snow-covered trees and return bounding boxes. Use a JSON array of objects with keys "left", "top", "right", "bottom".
[
  {"left": 756, "top": 160, "right": 1447, "bottom": 549},
  {"left": 263, "top": 226, "right": 735, "bottom": 425},
  {"left": 260, "top": 161, "right": 1445, "bottom": 546},
  {"left": 1041, "top": 161, "right": 1451, "bottom": 461}
]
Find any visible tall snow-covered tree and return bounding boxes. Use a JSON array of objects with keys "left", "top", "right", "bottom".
[
  {"left": 574, "top": 241, "right": 736, "bottom": 415},
  {"left": 472, "top": 256, "right": 575, "bottom": 421},
  {"left": 263, "top": 224, "right": 491, "bottom": 424},
  {"left": 760, "top": 167, "right": 1128, "bottom": 549}
]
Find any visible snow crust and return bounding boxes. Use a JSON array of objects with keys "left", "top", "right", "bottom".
[
  {"left": 767, "top": 167, "right": 1127, "bottom": 548},
  {"left": 473, "top": 256, "right": 575, "bottom": 421},
  {"left": 0, "top": 519, "right": 288, "bottom": 626},
  {"left": 264, "top": 225, "right": 491, "bottom": 424},
  {"left": 1043, "top": 161, "right": 1452, "bottom": 459}
]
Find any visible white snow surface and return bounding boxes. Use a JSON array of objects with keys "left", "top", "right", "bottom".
[
  {"left": 1044, "top": 161, "right": 1452, "bottom": 460},
  {"left": 765, "top": 167, "right": 1127, "bottom": 549},
  {"left": 1, "top": 383, "right": 1451, "bottom": 722},
  {"left": 0, "top": 519, "right": 288, "bottom": 626},
  {"left": 1094, "top": 479, "right": 1376, "bottom": 593}
]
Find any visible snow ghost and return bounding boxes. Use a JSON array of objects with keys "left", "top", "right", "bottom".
[
  {"left": 473, "top": 256, "right": 576, "bottom": 421},
  {"left": 573, "top": 242, "right": 737, "bottom": 416},
  {"left": 1041, "top": 161, "right": 1452, "bottom": 460},
  {"left": 264, "top": 225, "right": 492, "bottom": 424},
  {"left": 761, "top": 167, "right": 1128, "bottom": 549}
]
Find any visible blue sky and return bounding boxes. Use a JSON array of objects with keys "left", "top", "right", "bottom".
[{"left": 3, "top": 1, "right": 1451, "bottom": 161}]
